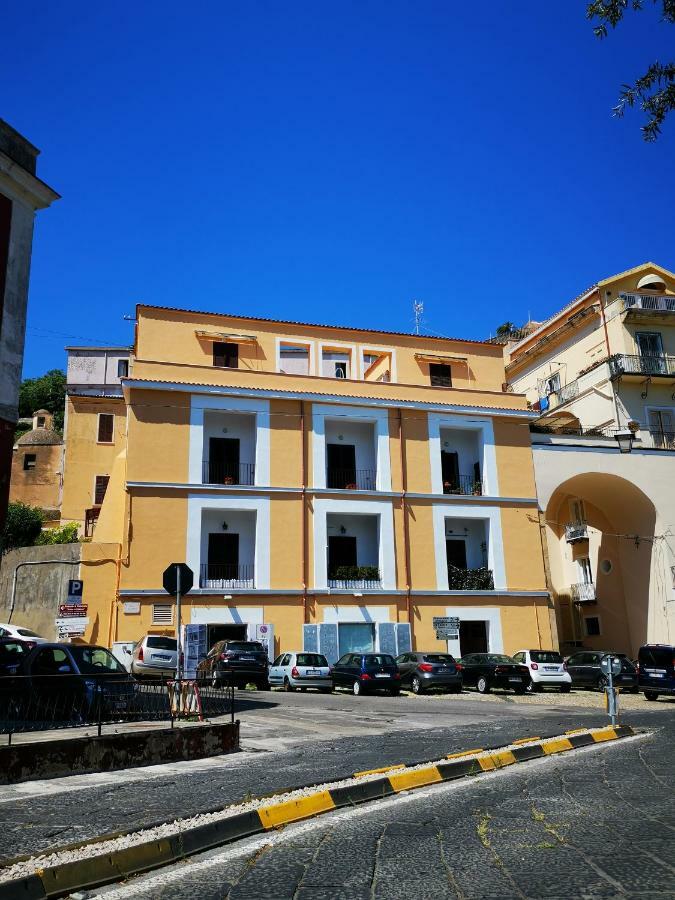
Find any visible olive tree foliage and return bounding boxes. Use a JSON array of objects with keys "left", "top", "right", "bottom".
[
  {"left": 587, "top": 0, "right": 675, "bottom": 140},
  {"left": 18, "top": 369, "right": 66, "bottom": 432},
  {"left": 2, "top": 503, "right": 44, "bottom": 552}
]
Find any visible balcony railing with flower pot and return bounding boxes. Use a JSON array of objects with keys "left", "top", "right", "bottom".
[
  {"left": 326, "top": 468, "right": 377, "bottom": 490},
  {"left": 609, "top": 354, "right": 675, "bottom": 378},
  {"left": 565, "top": 522, "right": 588, "bottom": 543},
  {"left": 571, "top": 582, "right": 596, "bottom": 603},
  {"left": 200, "top": 564, "right": 255, "bottom": 589},
  {"left": 202, "top": 461, "right": 255, "bottom": 486},
  {"left": 442, "top": 475, "right": 483, "bottom": 496},
  {"left": 328, "top": 565, "right": 382, "bottom": 590},
  {"left": 447, "top": 565, "right": 494, "bottom": 590}
]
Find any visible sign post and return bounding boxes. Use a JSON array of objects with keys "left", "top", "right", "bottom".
[
  {"left": 162, "top": 563, "right": 194, "bottom": 683},
  {"left": 433, "top": 615, "right": 460, "bottom": 641},
  {"left": 601, "top": 654, "right": 622, "bottom": 726}
]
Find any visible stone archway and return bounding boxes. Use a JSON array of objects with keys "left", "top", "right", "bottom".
[{"left": 545, "top": 472, "right": 656, "bottom": 656}]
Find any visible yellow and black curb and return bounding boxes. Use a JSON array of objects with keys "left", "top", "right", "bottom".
[{"left": 0, "top": 725, "right": 635, "bottom": 900}]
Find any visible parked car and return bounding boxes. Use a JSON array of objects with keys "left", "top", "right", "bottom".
[
  {"left": 0, "top": 638, "right": 30, "bottom": 676},
  {"left": 196, "top": 640, "right": 269, "bottom": 689},
  {"left": 17, "top": 643, "right": 135, "bottom": 719},
  {"left": 565, "top": 650, "right": 638, "bottom": 692},
  {"left": 130, "top": 635, "right": 177, "bottom": 679},
  {"left": 458, "top": 653, "right": 530, "bottom": 694},
  {"left": 332, "top": 652, "right": 401, "bottom": 696},
  {"left": 637, "top": 644, "right": 675, "bottom": 700},
  {"left": 269, "top": 652, "right": 332, "bottom": 692},
  {"left": 0, "top": 623, "right": 47, "bottom": 647},
  {"left": 395, "top": 651, "right": 462, "bottom": 694},
  {"left": 512, "top": 649, "right": 572, "bottom": 693}
]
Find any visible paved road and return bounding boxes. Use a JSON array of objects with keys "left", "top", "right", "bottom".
[
  {"left": 0, "top": 690, "right": 667, "bottom": 864},
  {"left": 98, "top": 719, "right": 675, "bottom": 900}
]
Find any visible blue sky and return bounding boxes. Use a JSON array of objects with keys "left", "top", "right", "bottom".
[{"left": 4, "top": 0, "right": 674, "bottom": 377}]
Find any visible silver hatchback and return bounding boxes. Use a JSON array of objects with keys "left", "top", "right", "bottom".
[
  {"left": 269, "top": 652, "right": 332, "bottom": 692},
  {"left": 130, "top": 635, "right": 177, "bottom": 679}
]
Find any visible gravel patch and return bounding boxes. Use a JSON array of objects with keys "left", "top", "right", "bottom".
[
  {"left": 0, "top": 726, "right": 623, "bottom": 886},
  {"left": 402, "top": 687, "right": 649, "bottom": 709}
]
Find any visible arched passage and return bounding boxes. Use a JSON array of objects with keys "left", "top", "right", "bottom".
[{"left": 545, "top": 473, "right": 656, "bottom": 656}]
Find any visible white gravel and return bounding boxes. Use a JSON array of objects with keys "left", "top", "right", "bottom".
[{"left": 0, "top": 726, "right": 621, "bottom": 885}]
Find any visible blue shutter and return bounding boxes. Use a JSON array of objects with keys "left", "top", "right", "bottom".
[
  {"left": 396, "top": 623, "right": 412, "bottom": 655},
  {"left": 318, "top": 623, "right": 339, "bottom": 664},
  {"left": 377, "top": 622, "right": 397, "bottom": 656},
  {"left": 303, "top": 624, "right": 318, "bottom": 653}
]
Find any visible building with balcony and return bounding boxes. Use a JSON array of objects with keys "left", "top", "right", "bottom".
[
  {"left": 64, "top": 304, "right": 553, "bottom": 662},
  {"left": 505, "top": 262, "right": 675, "bottom": 655}
]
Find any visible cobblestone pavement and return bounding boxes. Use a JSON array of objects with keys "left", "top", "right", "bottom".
[
  {"left": 96, "top": 719, "right": 675, "bottom": 900},
  {"left": 0, "top": 691, "right": 667, "bottom": 865}
]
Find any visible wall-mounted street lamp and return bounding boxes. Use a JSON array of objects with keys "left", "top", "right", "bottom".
[{"left": 614, "top": 429, "right": 634, "bottom": 454}]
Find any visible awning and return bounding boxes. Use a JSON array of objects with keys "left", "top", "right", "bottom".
[
  {"left": 195, "top": 330, "right": 258, "bottom": 344},
  {"left": 414, "top": 353, "right": 468, "bottom": 365}
]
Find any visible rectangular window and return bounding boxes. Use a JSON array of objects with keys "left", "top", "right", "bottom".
[
  {"left": 152, "top": 603, "right": 173, "bottom": 626},
  {"left": 584, "top": 616, "right": 601, "bottom": 637},
  {"left": 430, "top": 364, "right": 452, "bottom": 387},
  {"left": 36, "top": 416, "right": 46, "bottom": 428},
  {"left": 545, "top": 372, "right": 561, "bottom": 395},
  {"left": 334, "top": 361, "right": 347, "bottom": 378},
  {"left": 23, "top": 453, "right": 37, "bottom": 471},
  {"left": 117, "top": 359, "right": 129, "bottom": 378},
  {"left": 94, "top": 475, "right": 110, "bottom": 505},
  {"left": 213, "top": 342, "right": 239, "bottom": 368},
  {"left": 279, "top": 344, "right": 310, "bottom": 375},
  {"left": 98, "top": 413, "right": 114, "bottom": 443},
  {"left": 321, "top": 350, "right": 350, "bottom": 379}
]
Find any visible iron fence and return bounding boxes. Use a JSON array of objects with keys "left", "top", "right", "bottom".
[
  {"left": 0, "top": 676, "right": 234, "bottom": 739},
  {"left": 609, "top": 354, "right": 675, "bottom": 378},
  {"left": 202, "top": 460, "right": 256, "bottom": 485},
  {"left": 326, "top": 468, "right": 376, "bottom": 490},
  {"left": 442, "top": 475, "right": 483, "bottom": 496},
  {"left": 200, "top": 563, "right": 255, "bottom": 588}
]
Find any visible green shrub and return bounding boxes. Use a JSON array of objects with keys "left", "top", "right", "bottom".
[
  {"left": 2, "top": 503, "right": 44, "bottom": 552},
  {"left": 35, "top": 523, "right": 80, "bottom": 545},
  {"left": 332, "top": 565, "right": 381, "bottom": 581}
]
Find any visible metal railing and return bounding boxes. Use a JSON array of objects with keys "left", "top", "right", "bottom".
[
  {"left": 443, "top": 475, "right": 483, "bottom": 496},
  {"left": 609, "top": 354, "right": 675, "bottom": 378},
  {"left": 550, "top": 380, "right": 579, "bottom": 407},
  {"left": 447, "top": 566, "right": 494, "bottom": 590},
  {"left": 326, "top": 468, "right": 377, "bottom": 490},
  {"left": 0, "top": 677, "right": 235, "bottom": 738},
  {"left": 648, "top": 430, "right": 675, "bottom": 451},
  {"left": 84, "top": 506, "right": 100, "bottom": 538},
  {"left": 200, "top": 563, "right": 255, "bottom": 588},
  {"left": 565, "top": 522, "right": 588, "bottom": 543},
  {"left": 328, "top": 566, "right": 381, "bottom": 590},
  {"left": 202, "top": 461, "right": 255, "bottom": 485},
  {"left": 621, "top": 292, "right": 675, "bottom": 314},
  {"left": 571, "top": 582, "right": 596, "bottom": 603}
]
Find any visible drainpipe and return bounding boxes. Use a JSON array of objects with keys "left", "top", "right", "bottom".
[
  {"left": 599, "top": 292, "right": 622, "bottom": 427},
  {"left": 397, "top": 409, "right": 413, "bottom": 637},
  {"left": 9, "top": 559, "right": 79, "bottom": 623},
  {"left": 300, "top": 401, "right": 308, "bottom": 624}
]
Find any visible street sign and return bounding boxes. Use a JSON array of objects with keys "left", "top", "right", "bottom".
[
  {"left": 55, "top": 617, "right": 89, "bottom": 634},
  {"left": 59, "top": 604, "right": 87, "bottom": 616},
  {"left": 434, "top": 616, "right": 460, "bottom": 639},
  {"left": 601, "top": 655, "right": 622, "bottom": 677},
  {"left": 66, "top": 580, "right": 84, "bottom": 605},
  {"left": 163, "top": 563, "right": 194, "bottom": 596}
]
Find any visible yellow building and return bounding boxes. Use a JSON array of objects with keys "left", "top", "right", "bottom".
[
  {"left": 10, "top": 410, "right": 63, "bottom": 519},
  {"left": 68, "top": 305, "right": 553, "bottom": 662}
]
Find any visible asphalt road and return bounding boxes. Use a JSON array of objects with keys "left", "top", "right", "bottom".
[
  {"left": 96, "top": 718, "right": 675, "bottom": 900},
  {"left": 0, "top": 690, "right": 669, "bottom": 866}
]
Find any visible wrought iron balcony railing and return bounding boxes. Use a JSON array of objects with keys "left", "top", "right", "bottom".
[
  {"left": 609, "top": 354, "right": 675, "bottom": 378},
  {"left": 649, "top": 430, "right": 675, "bottom": 451},
  {"left": 571, "top": 582, "right": 596, "bottom": 603},
  {"left": 202, "top": 461, "right": 255, "bottom": 485},
  {"left": 328, "top": 565, "right": 381, "bottom": 590},
  {"left": 621, "top": 292, "right": 675, "bottom": 314},
  {"left": 565, "top": 522, "right": 588, "bottom": 543},
  {"left": 326, "top": 468, "right": 377, "bottom": 490},
  {"left": 447, "top": 566, "right": 494, "bottom": 590},
  {"left": 200, "top": 564, "right": 255, "bottom": 589},
  {"left": 549, "top": 380, "right": 579, "bottom": 407},
  {"left": 442, "top": 474, "right": 483, "bottom": 496}
]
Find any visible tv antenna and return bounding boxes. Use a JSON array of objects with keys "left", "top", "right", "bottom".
[{"left": 413, "top": 300, "right": 424, "bottom": 335}]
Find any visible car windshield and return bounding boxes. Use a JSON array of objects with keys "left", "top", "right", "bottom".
[
  {"left": 69, "top": 646, "right": 127, "bottom": 674},
  {"left": 423, "top": 654, "right": 455, "bottom": 664},
  {"left": 296, "top": 654, "right": 327, "bottom": 666},
  {"left": 364, "top": 655, "right": 395, "bottom": 666},
  {"left": 485, "top": 655, "right": 516, "bottom": 664},
  {"left": 227, "top": 642, "right": 264, "bottom": 652},
  {"left": 0, "top": 642, "right": 26, "bottom": 660},
  {"left": 146, "top": 637, "right": 177, "bottom": 651},
  {"left": 16, "top": 628, "right": 41, "bottom": 638},
  {"left": 530, "top": 651, "right": 562, "bottom": 663},
  {"left": 639, "top": 646, "right": 674, "bottom": 668}
]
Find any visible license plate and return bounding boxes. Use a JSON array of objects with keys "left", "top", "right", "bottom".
[
  {"left": 153, "top": 654, "right": 171, "bottom": 661},
  {"left": 240, "top": 657, "right": 254, "bottom": 661},
  {"left": 509, "top": 677, "right": 522, "bottom": 682},
  {"left": 544, "top": 666, "right": 558, "bottom": 671},
  {"left": 375, "top": 673, "right": 390, "bottom": 678},
  {"left": 649, "top": 673, "right": 664, "bottom": 678},
  {"left": 306, "top": 669, "right": 320, "bottom": 675}
]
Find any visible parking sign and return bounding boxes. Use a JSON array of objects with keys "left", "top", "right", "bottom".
[{"left": 66, "top": 580, "right": 84, "bottom": 605}]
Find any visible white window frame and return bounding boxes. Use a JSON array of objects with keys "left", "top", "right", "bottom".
[
  {"left": 445, "top": 606, "right": 503, "bottom": 658},
  {"left": 428, "top": 413, "right": 499, "bottom": 496},
  {"left": 359, "top": 345, "right": 397, "bottom": 383},
  {"left": 311, "top": 403, "right": 391, "bottom": 491},
  {"left": 93, "top": 473, "right": 110, "bottom": 505},
  {"left": 188, "top": 395, "right": 270, "bottom": 486},
  {"left": 432, "top": 504, "right": 505, "bottom": 590},
  {"left": 318, "top": 340, "right": 358, "bottom": 380},
  {"left": 275, "top": 338, "right": 316, "bottom": 376}
]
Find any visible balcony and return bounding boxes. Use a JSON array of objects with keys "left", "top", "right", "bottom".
[
  {"left": 327, "top": 467, "right": 376, "bottom": 491},
  {"left": 621, "top": 292, "right": 675, "bottom": 315},
  {"left": 571, "top": 582, "right": 596, "bottom": 603},
  {"left": 328, "top": 566, "right": 382, "bottom": 590},
  {"left": 609, "top": 354, "right": 675, "bottom": 379},
  {"left": 447, "top": 565, "right": 494, "bottom": 591},
  {"left": 200, "top": 563, "right": 254, "bottom": 589},
  {"left": 549, "top": 380, "right": 579, "bottom": 409},
  {"left": 565, "top": 522, "right": 588, "bottom": 543},
  {"left": 648, "top": 429, "right": 675, "bottom": 451},
  {"left": 84, "top": 506, "right": 100, "bottom": 538},
  {"left": 202, "top": 460, "right": 255, "bottom": 485},
  {"left": 443, "top": 474, "right": 483, "bottom": 496}
]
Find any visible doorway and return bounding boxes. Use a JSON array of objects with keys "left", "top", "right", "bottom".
[
  {"left": 327, "top": 443, "right": 356, "bottom": 489},
  {"left": 328, "top": 535, "right": 358, "bottom": 577},
  {"left": 459, "top": 620, "right": 488, "bottom": 654},
  {"left": 208, "top": 532, "right": 239, "bottom": 580},
  {"left": 441, "top": 451, "right": 459, "bottom": 491},
  {"left": 207, "top": 623, "right": 247, "bottom": 648},
  {"left": 209, "top": 437, "right": 240, "bottom": 484}
]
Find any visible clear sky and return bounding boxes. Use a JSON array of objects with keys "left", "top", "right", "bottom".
[{"left": 4, "top": 0, "right": 674, "bottom": 377}]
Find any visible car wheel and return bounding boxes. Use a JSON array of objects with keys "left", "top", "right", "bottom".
[
  {"left": 525, "top": 680, "right": 539, "bottom": 693},
  {"left": 352, "top": 680, "right": 362, "bottom": 696},
  {"left": 597, "top": 675, "right": 608, "bottom": 691},
  {"left": 477, "top": 676, "right": 490, "bottom": 694},
  {"left": 411, "top": 675, "right": 424, "bottom": 695},
  {"left": 283, "top": 677, "right": 295, "bottom": 692},
  {"left": 644, "top": 691, "right": 659, "bottom": 701},
  {"left": 560, "top": 684, "right": 571, "bottom": 693}
]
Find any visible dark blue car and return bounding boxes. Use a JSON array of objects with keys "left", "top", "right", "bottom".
[
  {"left": 331, "top": 652, "right": 401, "bottom": 696},
  {"left": 638, "top": 644, "right": 675, "bottom": 700}
]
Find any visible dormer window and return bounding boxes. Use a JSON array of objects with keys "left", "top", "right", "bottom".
[
  {"left": 429, "top": 363, "right": 452, "bottom": 387},
  {"left": 213, "top": 342, "right": 239, "bottom": 368}
]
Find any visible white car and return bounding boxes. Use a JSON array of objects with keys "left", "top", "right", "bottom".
[
  {"left": 269, "top": 652, "right": 333, "bottom": 692},
  {"left": 513, "top": 649, "right": 572, "bottom": 692},
  {"left": 0, "top": 623, "right": 48, "bottom": 646}
]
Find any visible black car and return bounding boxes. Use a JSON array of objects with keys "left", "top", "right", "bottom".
[
  {"left": 395, "top": 651, "right": 462, "bottom": 694},
  {"left": 196, "top": 640, "right": 270, "bottom": 689},
  {"left": 459, "top": 653, "right": 530, "bottom": 694},
  {"left": 17, "top": 643, "right": 135, "bottom": 720},
  {"left": 565, "top": 650, "right": 638, "bottom": 692},
  {"left": 638, "top": 644, "right": 675, "bottom": 700},
  {"left": 332, "top": 652, "right": 401, "bottom": 696},
  {"left": 0, "top": 638, "right": 29, "bottom": 676}
]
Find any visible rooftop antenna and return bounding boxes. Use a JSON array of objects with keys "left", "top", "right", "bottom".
[{"left": 413, "top": 300, "right": 424, "bottom": 335}]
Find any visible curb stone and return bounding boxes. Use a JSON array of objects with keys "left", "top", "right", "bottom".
[{"left": 0, "top": 724, "right": 635, "bottom": 900}]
